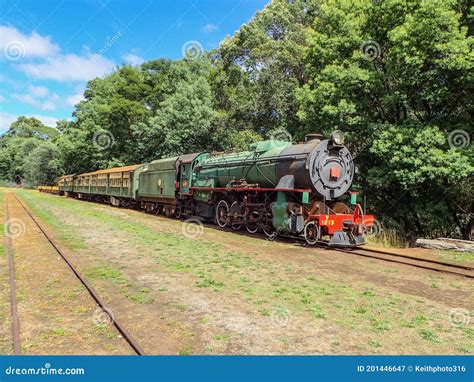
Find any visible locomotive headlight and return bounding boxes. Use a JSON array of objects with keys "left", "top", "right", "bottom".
[{"left": 332, "top": 130, "right": 344, "bottom": 145}]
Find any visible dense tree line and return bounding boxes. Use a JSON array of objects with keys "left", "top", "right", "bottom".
[{"left": 1, "top": 0, "right": 472, "bottom": 240}]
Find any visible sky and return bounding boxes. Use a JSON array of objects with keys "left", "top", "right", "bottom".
[{"left": 0, "top": 0, "right": 268, "bottom": 133}]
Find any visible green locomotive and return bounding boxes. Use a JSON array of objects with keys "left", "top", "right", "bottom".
[{"left": 53, "top": 131, "right": 373, "bottom": 247}]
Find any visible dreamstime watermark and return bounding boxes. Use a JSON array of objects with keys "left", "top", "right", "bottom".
[
  {"left": 4, "top": 363, "right": 85, "bottom": 376},
  {"left": 448, "top": 130, "right": 470, "bottom": 149},
  {"left": 448, "top": 308, "right": 471, "bottom": 327},
  {"left": 182, "top": 40, "right": 203, "bottom": 60},
  {"left": 270, "top": 306, "right": 292, "bottom": 328},
  {"left": 97, "top": 31, "right": 123, "bottom": 57},
  {"left": 268, "top": 225, "right": 285, "bottom": 241},
  {"left": 181, "top": 217, "right": 204, "bottom": 239},
  {"left": 4, "top": 218, "right": 26, "bottom": 238},
  {"left": 92, "top": 306, "right": 115, "bottom": 326},
  {"left": 92, "top": 130, "right": 115, "bottom": 151},
  {"left": 360, "top": 40, "right": 381, "bottom": 61},
  {"left": 3, "top": 40, "right": 25, "bottom": 61}
]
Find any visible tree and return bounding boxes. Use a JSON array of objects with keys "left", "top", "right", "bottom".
[
  {"left": 0, "top": 117, "right": 58, "bottom": 183},
  {"left": 22, "top": 141, "right": 62, "bottom": 186},
  {"left": 217, "top": 0, "right": 320, "bottom": 138},
  {"left": 147, "top": 71, "right": 223, "bottom": 157},
  {"left": 296, "top": 0, "right": 473, "bottom": 238},
  {"left": 6, "top": 117, "right": 59, "bottom": 140}
]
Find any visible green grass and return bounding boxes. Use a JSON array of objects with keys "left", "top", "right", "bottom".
[
  {"left": 42, "top": 328, "right": 66, "bottom": 340},
  {"left": 200, "top": 315, "right": 211, "bottom": 324},
  {"left": 368, "top": 340, "right": 382, "bottom": 349},
  {"left": 419, "top": 329, "right": 440, "bottom": 343},
  {"left": 212, "top": 333, "right": 232, "bottom": 341},
  {"left": 85, "top": 265, "right": 127, "bottom": 284},
  {"left": 14, "top": 189, "right": 474, "bottom": 354},
  {"left": 438, "top": 249, "right": 473, "bottom": 264},
  {"left": 196, "top": 278, "right": 225, "bottom": 288},
  {"left": 178, "top": 346, "right": 194, "bottom": 355},
  {"left": 125, "top": 289, "right": 154, "bottom": 304}
]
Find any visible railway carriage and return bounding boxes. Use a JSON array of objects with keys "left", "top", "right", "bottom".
[
  {"left": 50, "top": 130, "right": 373, "bottom": 247},
  {"left": 60, "top": 165, "right": 142, "bottom": 205}
]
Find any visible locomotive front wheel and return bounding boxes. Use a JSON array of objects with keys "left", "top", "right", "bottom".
[
  {"left": 304, "top": 221, "right": 320, "bottom": 246},
  {"left": 216, "top": 200, "right": 230, "bottom": 228}
]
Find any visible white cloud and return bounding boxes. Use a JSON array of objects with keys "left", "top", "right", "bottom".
[
  {"left": 12, "top": 93, "right": 38, "bottom": 106},
  {"left": 12, "top": 92, "right": 58, "bottom": 111},
  {"left": 66, "top": 93, "right": 85, "bottom": 106},
  {"left": 123, "top": 53, "right": 144, "bottom": 66},
  {"left": 202, "top": 24, "right": 218, "bottom": 33},
  {"left": 0, "top": 112, "right": 17, "bottom": 133},
  {"left": 41, "top": 100, "right": 56, "bottom": 111},
  {"left": 17, "top": 53, "right": 115, "bottom": 82},
  {"left": 32, "top": 114, "right": 59, "bottom": 127},
  {"left": 0, "top": 26, "right": 60, "bottom": 59},
  {"left": 0, "top": 112, "right": 58, "bottom": 133},
  {"left": 0, "top": 26, "right": 116, "bottom": 82},
  {"left": 28, "top": 85, "right": 49, "bottom": 97}
]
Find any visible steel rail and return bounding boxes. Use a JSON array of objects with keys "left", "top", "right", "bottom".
[
  {"left": 354, "top": 246, "right": 473, "bottom": 271},
  {"left": 332, "top": 247, "right": 474, "bottom": 279},
  {"left": 13, "top": 193, "right": 145, "bottom": 355}
]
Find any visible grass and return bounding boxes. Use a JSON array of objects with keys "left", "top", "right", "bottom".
[
  {"left": 85, "top": 265, "right": 127, "bottom": 284},
  {"left": 125, "top": 288, "right": 154, "bottom": 304},
  {"left": 196, "top": 278, "right": 225, "bottom": 288},
  {"left": 419, "top": 329, "right": 440, "bottom": 343},
  {"left": 42, "top": 328, "right": 66, "bottom": 340},
  {"left": 0, "top": 189, "right": 11, "bottom": 354},
  {"left": 212, "top": 333, "right": 232, "bottom": 341},
  {"left": 368, "top": 340, "right": 382, "bottom": 349},
  {"left": 14, "top": 189, "right": 474, "bottom": 354},
  {"left": 178, "top": 346, "right": 194, "bottom": 355},
  {"left": 200, "top": 315, "right": 211, "bottom": 324},
  {"left": 437, "top": 249, "right": 473, "bottom": 265},
  {"left": 366, "top": 228, "right": 407, "bottom": 248}
]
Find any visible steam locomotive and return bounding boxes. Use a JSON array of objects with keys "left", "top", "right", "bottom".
[{"left": 41, "top": 130, "right": 373, "bottom": 247}]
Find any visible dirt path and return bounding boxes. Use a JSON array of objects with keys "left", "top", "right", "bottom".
[
  {"left": 10, "top": 189, "right": 474, "bottom": 355},
  {"left": 1, "top": 191, "right": 134, "bottom": 355}
]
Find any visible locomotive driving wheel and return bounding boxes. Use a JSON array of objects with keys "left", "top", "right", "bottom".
[
  {"left": 263, "top": 202, "right": 276, "bottom": 238},
  {"left": 216, "top": 200, "right": 230, "bottom": 227},
  {"left": 246, "top": 210, "right": 260, "bottom": 234},
  {"left": 230, "top": 201, "right": 244, "bottom": 230},
  {"left": 304, "top": 221, "right": 320, "bottom": 245}
]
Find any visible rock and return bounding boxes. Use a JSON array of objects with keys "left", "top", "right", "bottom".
[{"left": 415, "top": 238, "right": 474, "bottom": 252}]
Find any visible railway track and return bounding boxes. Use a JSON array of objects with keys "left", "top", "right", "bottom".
[
  {"left": 204, "top": 220, "right": 474, "bottom": 279},
  {"left": 4, "top": 192, "right": 145, "bottom": 355},
  {"left": 82, "top": 194, "right": 474, "bottom": 278},
  {"left": 5, "top": 199, "right": 21, "bottom": 354},
  {"left": 29, "top": 190, "right": 474, "bottom": 280},
  {"left": 329, "top": 246, "right": 474, "bottom": 279}
]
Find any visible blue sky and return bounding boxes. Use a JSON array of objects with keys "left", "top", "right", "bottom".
[{"left": 0, "top": 0, "right": 268, "bottom": 133}]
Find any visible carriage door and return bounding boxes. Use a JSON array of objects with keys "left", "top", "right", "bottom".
[{"left": 180, "top": 163, "right": 191, "bottom": 194}]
